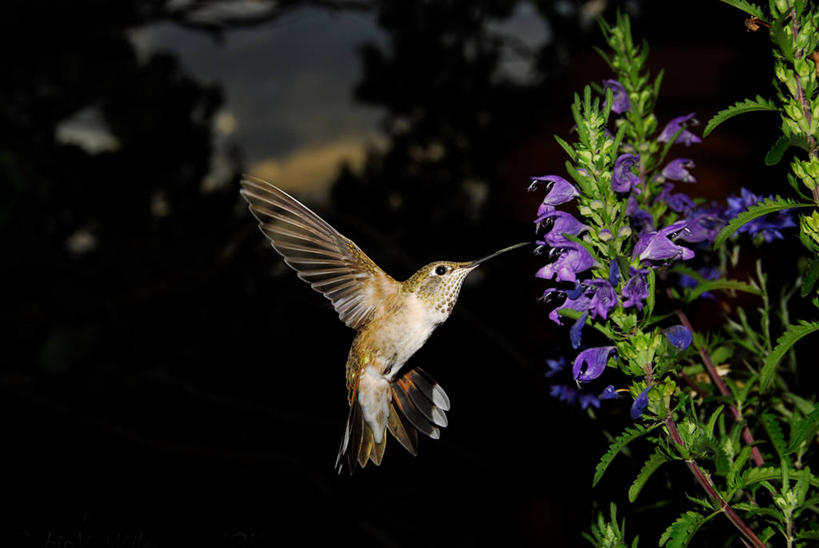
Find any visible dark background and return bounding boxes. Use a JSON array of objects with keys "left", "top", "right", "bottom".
[{"left": 2, "top": 1, "right": 805, "bottom": 546}]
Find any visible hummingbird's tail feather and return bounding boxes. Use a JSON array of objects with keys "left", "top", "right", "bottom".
[{"left": 336, "top": 367, "right": 449, "bottom": 473}]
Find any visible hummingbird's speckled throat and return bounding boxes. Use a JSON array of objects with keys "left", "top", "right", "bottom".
[{"left": 240, "top": 175, "right": 528, "bottom": 472}]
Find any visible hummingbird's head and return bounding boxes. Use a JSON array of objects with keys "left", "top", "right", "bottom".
[
  {"left": 408, "top": 260, "right": 477, "bottom": 315},
  {"left": 406, "top": 242, "right": 530, "bottom": 316}
]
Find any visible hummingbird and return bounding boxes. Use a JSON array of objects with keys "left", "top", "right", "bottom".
[{"left": 240, "top": 176, "right": 528, "bottom": 472}]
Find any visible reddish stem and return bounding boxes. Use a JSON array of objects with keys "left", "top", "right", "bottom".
[
  {"left": 676, "top": 310, "right": 765, "bottom": 467},
  {"left": 665, "top": 416, "right": 767, "bottom": 548}
]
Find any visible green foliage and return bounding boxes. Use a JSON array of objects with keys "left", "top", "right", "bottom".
[
  {"left": 659, "top": 511, "right": 710, "bottom": 548},
  {"left": 583, "top": 503, "right": 637, "bottom": 548},
  {"left": 702, "top": 95, "right": 777, "bottom": 138},
  {"left": 719, "top": 0, "right": 766, "bottom": 19},
  {"left": 712, "top": 196, "right": 812, "bottom": 249},
  {"left": 593, "top": 424, "right": 659, "bottom": 487},
  {"left": 761, "top": 320, "right": 819, "bottom": 390},
  {"left": 628, "top": 449, "right": 667, "bottom": 502}
]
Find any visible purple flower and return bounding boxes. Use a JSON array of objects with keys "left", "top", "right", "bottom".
[
  {"left": 578, "top": 393, "right": 601, "bottom": 410},
  {"left": 570, "top": 311, "right": 588, "bottom": 349},
  {"left": 603, "top": 79, "right": 631, "bottom": 114},
  {"left": 633, "top": 221, "right": 695, "bottom": 263},
  {"left": 663, "top": 325, "right": 692, "bottom": 350},
  {"left": 678, "top": 207, "right": 726, "bottom": 243},
  {"left": 585, "top": 279, "right": 618, "bottom": 320},
  {"left": 573, "top": 346, "right": 616, "bottom": 383},
  {"left": 545, "top": 356, "right": 567, "bottom": 377},
  {"left": 609, "top": 260, "right": 620, "bottom": 286},
  {"left": 662, "top": 158, "right": 696, "bottom": 183},
  {"left": 535, "top": 242, "right": 595, "bottom": 283},
  {"left": 550, "top": 384, "right": 577, "bottom": 405},
  {"left": 543, "top": 287, "right": 590, "bottom": 325},
  {"left": 654, "top": 184, "right": 695, "bottom": 213},
  {"left": 631, "top": 386, "right": 651, "bottom": 419},
  {"left": 724, "top": 187, "right": 797, "bottom": 243},
  {"left": 621, "top": 267, "right": 649, "bottom": 310},
  {"left": 626, "top": 195, "right": 655, "bottom": 234},
  {"left": 612, "top": 154, "right": 641, "bottom": 193},
  {"left": 679, "top": 266, "right": 719, "bottom": 298},
  {"left": 550, "top": 385, "right": 600, "bottom": 409},
  {"left": 658, "top": 113, "right": 702, "bottom": 146},
  {"left": 530, "top": 175, "right": 579, "bottom": 217},
  {"left": 535, "top": 211, "right": 588, "bottom": 246},
  {"left": 599, "top": 385, "right": 620, "bottom": 400}
]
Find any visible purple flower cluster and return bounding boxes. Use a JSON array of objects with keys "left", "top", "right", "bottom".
[
  {"left": 724, "top": 187, "right": 797, "bottom": 242},
  {"left": 532, "top": 82, "right": 708, "bottom": 421}
]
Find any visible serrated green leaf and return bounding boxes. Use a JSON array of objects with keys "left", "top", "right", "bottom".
[
  {"left": 764, "top": 134, "right": 811, "bottom": 166},
  {"left": 645, "top": 268, "right": 656, "bottom": 319},
  {"left": 739, "top": 466, "right": 819, "bottom": 489},
  {"left": 703, "top": 95, "right": 777, "bottom": 138},
  {"left": 719, "top": 0, "right": 767, "bottom": 19},
  {"left": 713, "top": 197, "right": 812, "bottom": 249},
  {"left": 628, "top": 449, "right": 668, "bottom": 502},
  {"left": 554, "top": 134, "right": 576, "bottom": 161},
  {"left": 786, "top": 404, "right": 819, "bottom": 454},
  {"left": 593, "top": 424, "right": 659, "bottom": 487},
  {"left": 761, "top": 320, "right": 819, "bottom": 390},
  {"left": 659, "top": 511, "right": 707, "bottom": 547},
  {"left": 797, "top": 529, "right": 819, "bottom": 540},
  {"left": 765, "top": 134, "right": 791, "bottom": 166},
  {"left": 761, "top": 412, "right": 787, "bottom": 461},
  {"left": 801, "top": 257, "right": 819, "bottom": 297},
  {"left": 683, "top": 279, "right": 762, "bottom": 302}
]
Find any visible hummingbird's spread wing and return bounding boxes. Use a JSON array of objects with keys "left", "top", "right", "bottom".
[{"left": 240, "top": 176, "right": 395, "bottom": 329}]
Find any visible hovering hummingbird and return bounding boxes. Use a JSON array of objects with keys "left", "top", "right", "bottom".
[{"left": 240, "top": 176, "right": 528, "bottom": 472}]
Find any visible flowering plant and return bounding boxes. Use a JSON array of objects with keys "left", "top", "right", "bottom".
[{"left": 531, "top": 7, "right": 819, "bottom": 547}]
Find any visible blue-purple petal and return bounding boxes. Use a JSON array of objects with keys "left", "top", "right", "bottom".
[
  {"left": 603, "top": 79, "right": 631, "bottom": 114},
  {"left": 663, "top": 325, "right": 693, "bottom": 350},
  {"left": 658, "top": 114, "right": 702, "bottom": 146},
  {"left": 599, "top": 385, "right": 620, "bottom": 400},
  {"left": 612, "top": 154, "right": 641, "bottom": 192},
  {"left": 573, "top": 346, "right": 616, "bottom": 383},
  {"left": 631, "top": 386, "right": 651, "bottom": 419},
  {"left": 662, "top": 158, "right": 696, "bottom": 183},
  {"left": 570, "top": 311, "right": 588, "bottom": 349}
]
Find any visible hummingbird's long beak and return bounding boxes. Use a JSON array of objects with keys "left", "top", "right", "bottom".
[{"left": 465, "top": 241, "right": 531, "bottom": 268}]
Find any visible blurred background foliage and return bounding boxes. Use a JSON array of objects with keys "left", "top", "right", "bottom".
[{"left": 1, "top": 0, "right": 791, "bottom": 545}]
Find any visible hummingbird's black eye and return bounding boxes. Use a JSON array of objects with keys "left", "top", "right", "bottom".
[{"left": 435, "top": 265, "right": 447, "bottom": 275}]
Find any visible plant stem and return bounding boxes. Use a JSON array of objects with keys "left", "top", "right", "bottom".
[
  {"left": 664, "top": 415, "right": 767, "bottom": 548},
  {"left": 676, "top": 310, "right": 765, "bottom": 467}
]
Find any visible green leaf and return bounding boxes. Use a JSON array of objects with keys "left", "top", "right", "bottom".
[
  {"left": 801, "top": 257, "right": 819, "bottom": 297},
  {"left": 683, "top": 279, "right": 762, "bottom": 302},
  {"left": 593, "top": 423, "right": 659, "bottom": 487},
  {"left": 761, "top": 320, "right": 819, "bottom": 390},
  {"left": 739, "top": 466, "right": 819, "bottom": 488},
  {"left": 786, "top": 404, "right": 819, "bottom": 454},
  {"left": 713, "top": 197, "right": 812, "bottom": 249},
  {"left": 719, "top": 0, "right": 767, "bottom": 19},
  {"left": 761, "top": 412, "right": 787, "bottom": 461},
  {"left": 659, "top": 511, "right": 708, "bottom": 548},
  {"left": 703, "top": 95, "right": 777, "bottom": 138},
  {"left": 628, "top": 449, "right": 668, "bottom": 502},
  {"left": 645, "top": 268, "right": 656, "bottom": 319},
  {"left": 554, "top": 134, "right": 576, "bottom": 161},
  {"left": 764, "top": 134, "right": 811, "bottom": 166}
]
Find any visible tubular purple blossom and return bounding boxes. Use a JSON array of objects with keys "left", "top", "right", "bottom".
[
  {"left": 663, "top": 325, "right": 693, "bottom": 350},
  {"left": 599, "top": 385, "right": 620, "bottom": 400},
  {"left": 603, "top": 79, "right": 631, "bottom": 113},
  {"left": 545, "top": 356, "right": 567, "bottom": 377},
  {"left": 573, "top": 346, "right": 616, "bottom": 383},
  {"left": 570, "top": 311, "right": 588, "bottom": 349},
  {"left": 631, "top": 386, "right": 651, "bottom": 419},
  {"left": 535, "top": 210, "right": 588, "bottom": 246},
  {"left": 612, "top": 153, "right": 641, "bottom": 193},
  {"left": 621, "top": 267, "right": 650, "bottom": 310},
  {"left": 658, "top": 113, "right": 702, "bottom": 146},
  {"left": 530, "top": 175, "right": 579, "bottom": 217},
  {"left": 725, "top": 187, "right": 797, "bottom": 242},
  {"left": 633, "top": 221, "right": 695, "bottom": 263},
  {"left": 535, "top": 242, "right": 595, "bottom": 283},
  {"left": 585, "top": 279, "right": 618, "bottom": 320},
  {"left": 662, "top": 158, "right": 696, "bottom": 182}
]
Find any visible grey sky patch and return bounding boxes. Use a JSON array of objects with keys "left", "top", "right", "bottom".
[{"left": 131, "top": 9, "right": 387, "bottom": 164}]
